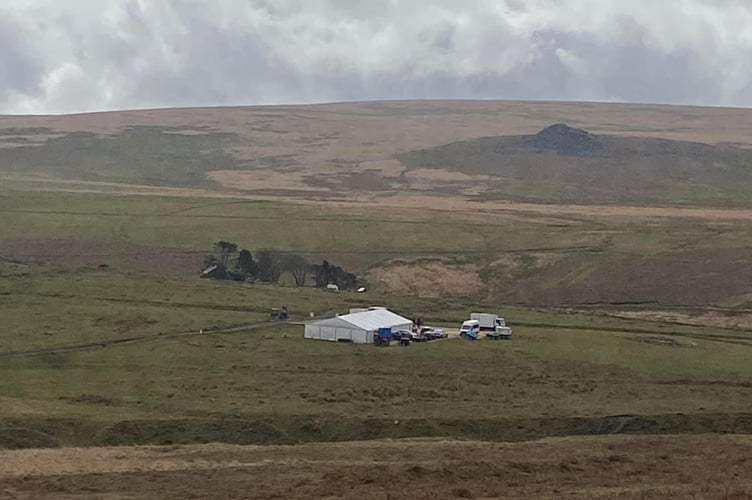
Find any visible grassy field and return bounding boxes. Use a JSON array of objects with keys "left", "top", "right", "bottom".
[
  {"left": 4, "top": 186, "right": 752, "bottom": 308},
  {"left": 3, "top": 101, "right": 752, "bottom": 496},
  {"left": 0, "top": 189, "right": 598, "bottom": 256},
  {"left": 2, "top": 262, "right": 752, "bottom": 450},
  {"left": 3, "top": 186, "right": 752, "bottom": 441}
]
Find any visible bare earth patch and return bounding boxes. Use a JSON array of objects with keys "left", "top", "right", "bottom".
[
  {"left": 369, "top": 259, "right": 480, "bottom": 298},
  {"left": 0, "top": 133, "right": 67, "bottom": 149},
  {"left": 401, "top": 167, "right": 494, "bottom": 195},
  {"left": 161, "top": 129, "right": 210, "bottom": 136},
  {"left": 208, "top": 159, "right": 407, "bottom": 195},
  {"left": 207, "top": 169, "right": 325, "bottom": 193},
  {"left": 404, "top": 168, "right": 492, "bottom": 183}
]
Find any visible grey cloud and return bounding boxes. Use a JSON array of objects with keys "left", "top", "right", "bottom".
[
  {"left": 421, "top": 21, "right": 456, "bottom": 53},
  {"left": 537, "top": 26, "right": 722, "bottom": 105},
  {"left": 735, "top": 81, "right": 752, "bottom": 107},
  {"left": 0, "top": 18, "right": 45, "bottom": 107},
  {"left": 320, "top": 0, "right": 394, "bottom": 20},
  {"left": 123, "top": 8, "right": 297, "bottom": 107},
  {"left": 0, "top": 0, "right": 750, "bottom": 113}
]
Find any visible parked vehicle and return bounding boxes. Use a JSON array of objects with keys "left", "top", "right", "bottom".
[
  {"left": 459, "top": 320, "right": 480, "bottom": 339},
  {"left": 374, "top": 327, "right": 392, "bottom": 347},
  {"left": 412, "top": 332, "right": 429, "bottom": 342},
  {"left": 486, "top": 327, "right": 512, "bottom": 340},
  {"left": 471, "top": 312, "right": 505, "bottom": 330},
  {"left": 419, "top": 326, "right": 447, "bottom": 340},
  {"left": 470, "top": 312, "right": 512, "bottom": 339},
  {"left": 394, "top": 329, "right": 413, "bottom": 340}
]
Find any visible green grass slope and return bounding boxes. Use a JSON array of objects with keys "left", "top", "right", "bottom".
[
  {"left": 4, "top": 187, "right": 752, "bottom": 307},
  {"left": 2, "top": 265, "right": 752, "bottom": 448},
  {"left": 399, "top": 127, "right": 752, "bottom": 206},
  {"left": 0, "top": 126, "right": 239, "bottom": 187}
]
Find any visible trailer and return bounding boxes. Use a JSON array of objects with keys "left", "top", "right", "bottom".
[{"left": 470, "top": 312, "right": 512, "bottom": 339}]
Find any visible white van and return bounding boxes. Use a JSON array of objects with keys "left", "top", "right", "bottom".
[{"left": 459, "top": 319, "right": 480, "bottom": 339}]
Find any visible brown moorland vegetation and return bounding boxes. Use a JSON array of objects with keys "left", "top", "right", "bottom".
[{"left": 1, "top": 435, "right": 751, "bottom": 499}]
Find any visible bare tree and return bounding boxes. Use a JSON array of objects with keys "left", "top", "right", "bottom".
[
  {"left": 284, "top": 254, "right": 310, "bottom": 286},
  {"left": 256, "top": 249, "right": 283, "bottom": 283},
  {"left": 213, "top": 241, "right": 238, "bottom": 269}
]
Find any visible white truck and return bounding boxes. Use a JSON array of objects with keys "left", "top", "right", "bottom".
[{"left": 470, "top": 312, "right": 512, "bottom": 339}]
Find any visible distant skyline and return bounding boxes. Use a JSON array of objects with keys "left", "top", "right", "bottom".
[{"left": 1, "top": 0, "right": 751, "bottom": 114}]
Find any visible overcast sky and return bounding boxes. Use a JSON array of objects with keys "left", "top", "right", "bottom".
[{"left": 1, "top": 0, "right": 750, "bottom": 114}]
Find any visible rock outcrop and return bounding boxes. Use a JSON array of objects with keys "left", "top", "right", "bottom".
[{"left": 525, "top": 123, "right": 603, "bottom": 156}]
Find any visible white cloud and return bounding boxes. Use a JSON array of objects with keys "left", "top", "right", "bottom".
[{"left": 0, "top": 0, "right": 750, "bottom": 113}]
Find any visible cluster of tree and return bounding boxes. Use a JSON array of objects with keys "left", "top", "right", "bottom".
[
  {"left": 202, "top": 241, "right": 357, "bottom": 290},
  {"left": 312, "top": 260, "right": 357, "bottom": 290}
]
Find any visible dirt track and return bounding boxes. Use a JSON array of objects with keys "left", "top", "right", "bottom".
[{"left": 1, "top": 435, "right": 751, "bottom": 499}]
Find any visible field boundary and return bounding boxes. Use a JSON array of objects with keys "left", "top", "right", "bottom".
[
  {"left": 0, "top": 321, "right": 277, "bottom": 359},
  {"left": 4, "top": 412, "right": 752, "bottom": 450},
  {"left": 510, "top": 321, "right": 752, "bottom": 346}
]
